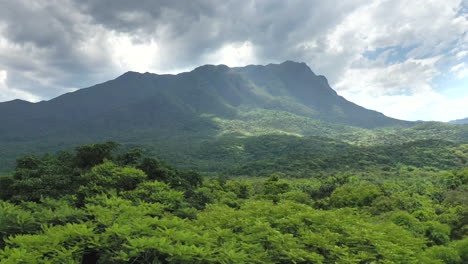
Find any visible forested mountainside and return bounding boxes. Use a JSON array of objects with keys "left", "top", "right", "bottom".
[
  {"left": 1, "top": 61, "right": 467, "bottom": 173},
  {"left": 0, "top": 61, "right": 409, "bottom": 141}
]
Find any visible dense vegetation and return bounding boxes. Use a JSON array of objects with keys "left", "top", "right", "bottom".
[
  {"left": 0, "top": 61, "right": 419, "bottom": 174},
  {"left": 0, "top": 62, "right": 467, "bottom": 177},
  {"left": 0, "top": 62, "right": 467, "bottom": 262},
  {"left": 0, "top": 142, "right": 466, "bottom": 263},
  {"left": 170, "top": 134, "right": 467, "bottom": 176},
  {"left": 1, "top": 103, "right": 466, "bottom": 175}
]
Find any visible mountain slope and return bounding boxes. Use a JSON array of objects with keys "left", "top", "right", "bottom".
[
  {"left": 0, "top": 62, "right": 410, "bottom": 141},
  {"left": 235, "top": 61, "right": 404, "bottom": 128},
  {"left": 4, "top": 61, "right": 463, "bottom": 173}
]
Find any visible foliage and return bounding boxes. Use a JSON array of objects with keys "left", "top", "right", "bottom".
[
  {"left": 185, "top": 135, "right": 467, "bottom": 177},
  {"left": 0, "top": 142, "right": 466, "bottom": 263}
]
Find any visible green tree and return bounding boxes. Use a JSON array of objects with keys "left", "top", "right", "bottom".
[
  {"left": 329, "top": 184, "right": 383, "bottom": 208},
  {"left": 74, "top": 141, "right": 119, "bottom": 169}
]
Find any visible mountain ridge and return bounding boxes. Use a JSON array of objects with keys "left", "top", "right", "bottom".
[
  {"left": 0, "top": 61, "right": 403, "bottom": 124},
  {"left": 0, "top": 61, "right": 411, "bottom": 141},
  {"left": 7, "top": 61, "right": 464, "bottom": 173}
]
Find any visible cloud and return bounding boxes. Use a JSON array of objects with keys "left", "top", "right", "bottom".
[
  {"left": 342, "top": 90, "right": 468, "bottom": 122},
  {"left": 450, "top": 63, "right": 468, "bottom": 79},
  {"left": 336, "top": 57, "right": 441, "bottom": 96},
  {"left": 0, "top": 70, "right": 40, "bottom": 102},
  {"left": 0, "top": 0, "right": 365, "bottom": 100},
  {"left": 75, "top": 0, "right": 368, "bottom": 72},
  {"left": 203, "top": 41, "right": 258, "bottom": 67},
  {"left": 334, "top": 56, "right": 465, "bottom": 121},
  {"left": 107, "top": 33, "right": 160, "bottom": 73},
  {"left": 322, "top": 0, "right": 467, "bottom": 121},
  {"left": 0, "top": 0, "right": 465, "bottom": 121},
  {"left": 0, "top": 0, "right": 118, "bottom": 99}
]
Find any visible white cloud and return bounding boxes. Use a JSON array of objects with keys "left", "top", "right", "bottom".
[
  {"left": 335, "top": 57, "right": 440, "bottom": 96},
  {"left": 0, "top": 70, "right": 40, "bottom": 102},
  {"left": 335, "top": 55, "right": 468, "bottom": 121},
  {"left": 341, "top": 89, "right": 468, "bottom": 122},
  {"left": 203, "top": 41, "right": 258, "bottom": 67},
  {"left": 108, "top": 33, "right": 160, "bottom": 73},
  {"left": 324, "top": 0, "right": 465, "bottom": 77},
  {"left": 456, "top": 50, "right": 468, "bottom": 59},
  {"left": 321, "top": 0, "right": 467, "bottom": 121},
  {"left": 450, "top": 62, "right": 468, "bottom": 79}
]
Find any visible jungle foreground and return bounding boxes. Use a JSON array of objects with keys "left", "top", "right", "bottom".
[{"left": 0, "top": 141, "right": 466, "bottom": 263}]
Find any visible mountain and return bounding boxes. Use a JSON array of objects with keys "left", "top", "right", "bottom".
[
  {"left": 0, "top": 61, "right": 409, "bottom": 140},
  {"left": 450, "top": 117, "right": 468, "bottom": 125},
  {"left": 2, "top": 61, "right": 466, "bottom": 173}
]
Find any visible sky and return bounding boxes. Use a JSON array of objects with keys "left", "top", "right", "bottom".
[{"left": 0, "top": 0, "right": 466, "bottom": 122}]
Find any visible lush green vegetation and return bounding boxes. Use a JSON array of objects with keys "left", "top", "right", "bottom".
[
  {"left": 139, "top": 134, "right": 467, "bottom": 177},
  {"left": 0, "top": 61, "right": 420, "bottom": 173},
  {"left": 0, "top": 142, "right": 466, "bottom": 263},
  {"left": 208, "top": 109, "right": 468, "bottom": 145},
  {"left": 0, "top": 62, "right": 467, "bottom": 263},
  {"left": 1, "top": 109, "right": 465, "bottom": 175},
  {"left": 338, "top": 122, "right": 468, "bottom": 145}
]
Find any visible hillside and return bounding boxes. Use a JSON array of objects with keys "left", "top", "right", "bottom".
[
  {"left": 0, "top": 62, "right": 466, "bottom": 173},
  {"left": 0, "top": 61, "right": 414, "bottom": 171},
  {"left": 0, "top": 61, "right": 410, "bottom": 140},
  {"left": 150, "top": 134, "right": 467, "bottom": 176}
]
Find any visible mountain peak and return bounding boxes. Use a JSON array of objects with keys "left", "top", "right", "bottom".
[
  {"left": 264, "top": 60, "right": 315, "bottom": 75},
  {"left": 118, "top": 71, "right": 142, "bottom": 78},
  {"left": 280, "top": 60, "right": 308, "bottom": 66},
  {"left": 192, "top": 64, "right": 230, "bottom": 73},
  {"left": 2, "top": 99, "right": 32, "bottom": 105}
]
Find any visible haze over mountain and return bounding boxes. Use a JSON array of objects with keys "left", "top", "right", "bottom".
[{"left": 450, "top": 117, "right": 468, "bottom": 125}]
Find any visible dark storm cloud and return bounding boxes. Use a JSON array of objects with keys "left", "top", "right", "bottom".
[
  {"left": 0, "top": 0, "right": 465, "bottom": 122},
  {"left": 78, "top": 0, "right": 218, "bottom": 34},
  {"left": 76, "top": 0, "right": 366, "bottom": 68},
  {"left": 0, "top": 0, "right": 367, "bottom": 101},
  {"left": 0, "top": 0, "right": 116, "bottom": 98}
]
